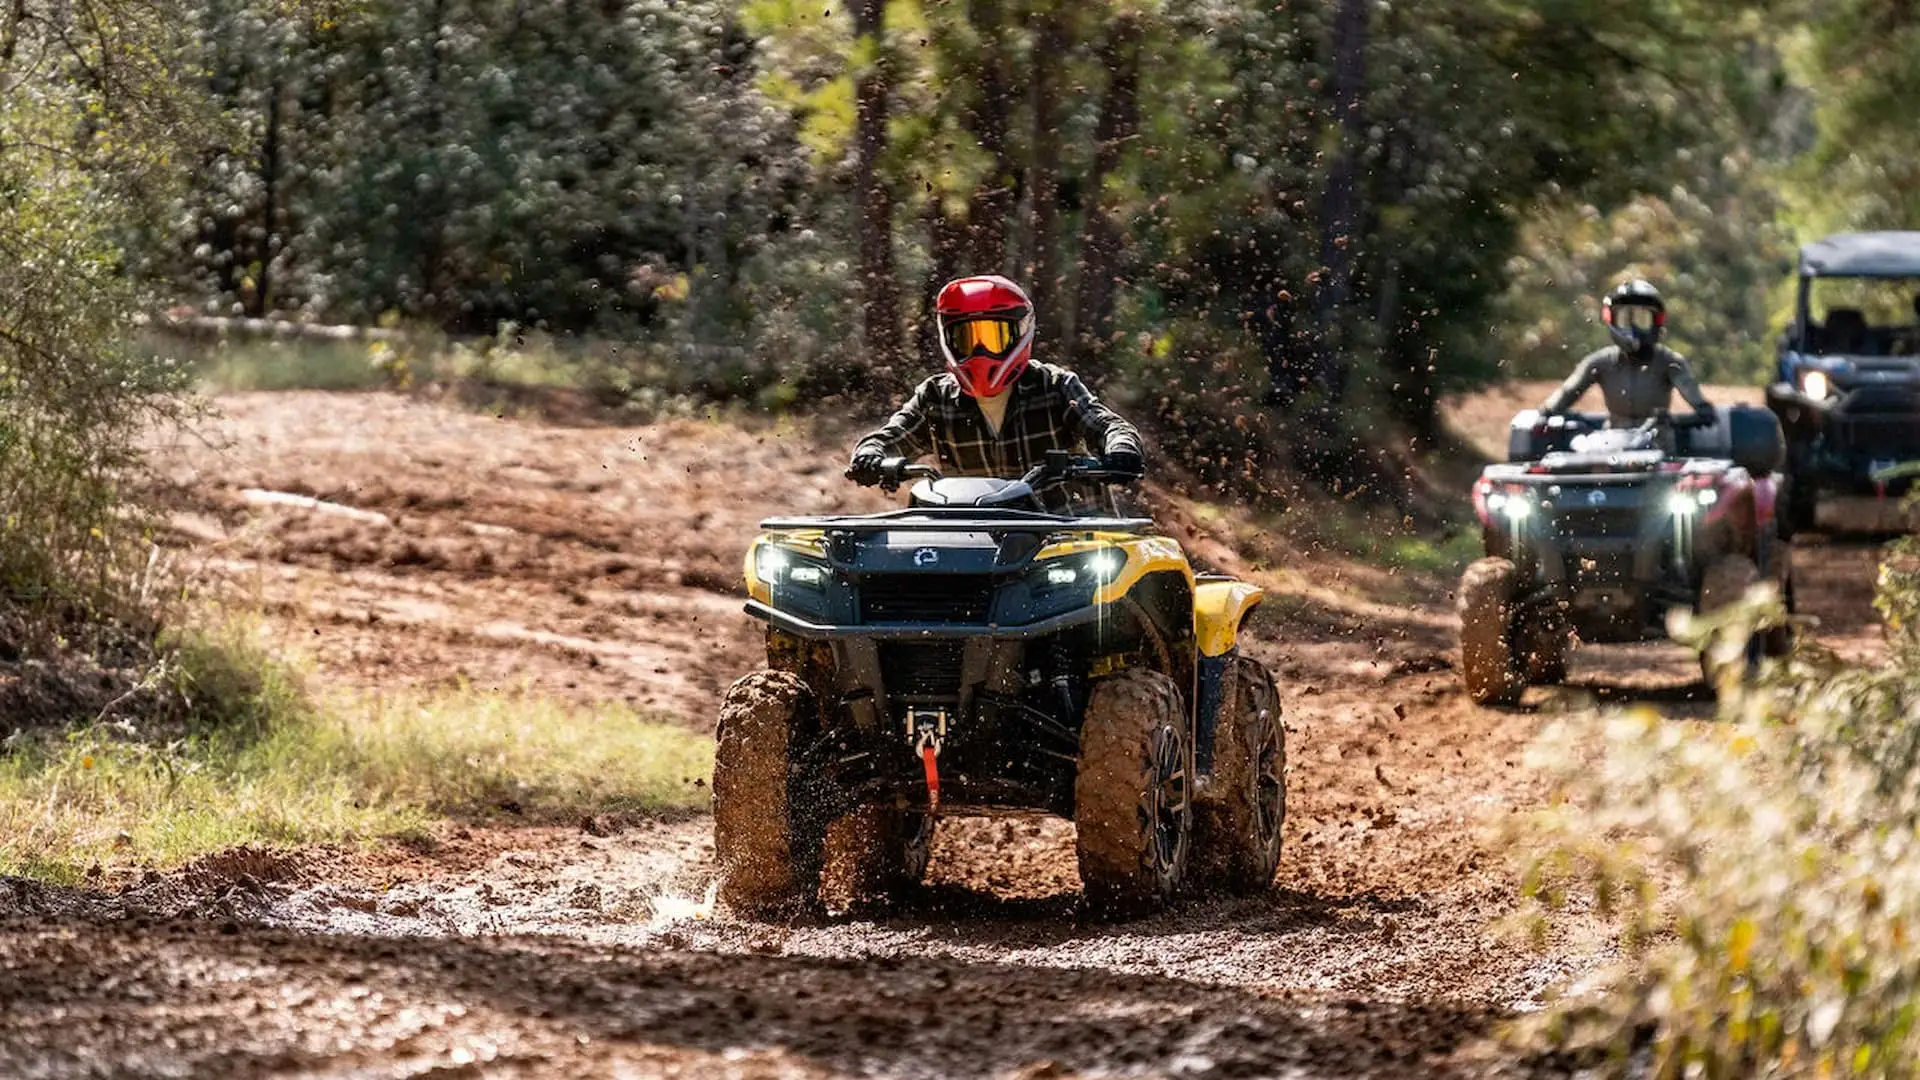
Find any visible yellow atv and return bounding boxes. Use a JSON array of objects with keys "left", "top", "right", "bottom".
[{"left": 714, "top": 452, "right": 1283, "bottom": 916}]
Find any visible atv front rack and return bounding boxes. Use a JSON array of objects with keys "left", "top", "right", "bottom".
[{"left": 759, "top": 507, "right": 1154, "bottom": 534}]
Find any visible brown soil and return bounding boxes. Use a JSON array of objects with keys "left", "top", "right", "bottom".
[{"left": 0, "top": 385, "right": 1895, "bottom": 1078}]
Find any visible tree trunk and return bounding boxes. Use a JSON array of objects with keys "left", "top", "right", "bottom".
[
  {"left": 961, "top": 0, "right": 1014, "bottom": 276},
  {"left": 917, "top": 203, "right": 967, "bottom": 366},
  {"left": 1025, "top": 4, "right": 1070, "bottom": 349},
  {"left": 418, "top": 0, "right": 449, "bottom": 320},
  {"left": 252, "top": 76, "right": 283, "bottom": 318},
  {"left": 1313, "top": 0, "right": 1370, "bottom": 405},
  {"left": 1070, "top": 15, "right": 1142, "bottom": 376},
  {"left": 853, "top": 0, "right": 904, "bottom": 374}
]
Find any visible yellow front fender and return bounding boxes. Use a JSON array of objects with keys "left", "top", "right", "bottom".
[{"left": 1194, "top": 578, "right": 1264, "bottom": 657}]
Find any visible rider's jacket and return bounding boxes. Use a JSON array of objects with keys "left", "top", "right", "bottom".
[
  {"left": 855, "top": 361, "right": 1143, "bottom": 478},
  {"left": 1542, "top": 344, "right": 1713, "bottom": 426}
]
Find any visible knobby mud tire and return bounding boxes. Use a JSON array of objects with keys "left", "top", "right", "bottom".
[
  {"left": 1459, "top": 558, "right": 1525, "bottom": 706},
  {"left": 1699, "top": 554, "right": 1763, "bottom": 688},
  {"left": 1191, "top": 655, "right": 1286, "bottom": 896},
  {"left": 713, "top": 670, "right": 826, "bottom": 916},
  {"left": 827, "top": 806, "right": 934, "bottom": 907},
  {"left": 1519, "top": 622, "right": 1570, "bottom": 685},
  {"left": 1781, "top": 475, "right": 1817, "bottom": 539},
  {"left": 1075, "top": 668, "right": 1192, "bottom": 916}
]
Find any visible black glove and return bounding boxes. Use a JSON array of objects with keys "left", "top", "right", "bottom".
[
  {"left": 1100, "top": 449, "right": 1145, "bottom": 479},
  {"left": 845, "top": 446, "right": 886, "bottom": 486}
]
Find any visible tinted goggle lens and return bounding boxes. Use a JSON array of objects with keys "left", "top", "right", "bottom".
[
  {"left": 1611, "top": 304, "right": 1661, "bottom": 332},
  {"left": 946, "top": 318, "right": 1018, "bottom": 356}
]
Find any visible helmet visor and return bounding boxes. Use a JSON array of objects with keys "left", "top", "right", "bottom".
[
  {"left": 944, "top": 317, "right": 1021, "bottom": 358},
  {"left": 1610, "top": 303, "right": 1661, "bottom": 333}
]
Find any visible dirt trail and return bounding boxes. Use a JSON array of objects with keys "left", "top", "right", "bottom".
[{"left": 0, "top": 387, "right": 1894, "bottom": 1078}]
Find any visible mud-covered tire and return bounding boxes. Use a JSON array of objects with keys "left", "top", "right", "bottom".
[
  {"left": 713, "top": 670, "right": 826, "bottom": 915},
  {"left": 1781, "top": 473, "right": 1816, "bottom": 539},
  {"left": 1191, "top": 655, "right": 1285, "bottom": 896},
  {"left": 1075, "top": 669, "right": 1192, "bottom": 915},
  {"left": 1459, "top": 558, "right": 1525, "bottom": 706},
  {"left": 1763, "top": 553, "right": 1796, "bottom": 658},
  {"left": 1699, "top": 555, "right": 1763, "bottom": 686},
  {"left": 1519, "top": 622, "right": 1570, "bottom": 685},
  {"left": 831, "top": 805, "right": 934, "bottom": 903}
]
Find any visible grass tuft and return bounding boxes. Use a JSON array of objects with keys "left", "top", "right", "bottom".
[{"left": 0, "top": 621, "right": 711, "bottom": 882}]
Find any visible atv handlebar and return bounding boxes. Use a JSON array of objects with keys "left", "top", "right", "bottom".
[
  {"left": 849, "top": 450, "right": 1142, "bottom": 493},
  {"left": 858, "top": 459, "right": 943, "bottom": 493}
]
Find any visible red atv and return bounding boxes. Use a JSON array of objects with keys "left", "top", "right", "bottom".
[{"left": 1459, "top": 406, "right": 1791, "bottom": 704}]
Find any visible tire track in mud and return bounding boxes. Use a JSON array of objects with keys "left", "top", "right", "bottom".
[{"left": 0, "top": 389, "right": 1891, "bottom": 1077}]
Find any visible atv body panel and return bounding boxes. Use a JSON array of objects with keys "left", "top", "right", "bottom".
[{"left": 744, "top": 506, "right": 1211, "bottom": 817}]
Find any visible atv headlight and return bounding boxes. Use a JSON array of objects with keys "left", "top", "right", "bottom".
[
  {"left": 756, "top": 545, "right": 829, "bottom": 591},
  {"left": 1486, "top": 490, "right": 1533, "bottom": 520},
  {"left": 1802, "top": 369, "right": 1832, "bottom": 400},
  {"left": 1033, "top": 549, "right": 1126, "bottom": 591},
  {"left": 1666, "top": 488, "right": 1717, "bottom": 516}
]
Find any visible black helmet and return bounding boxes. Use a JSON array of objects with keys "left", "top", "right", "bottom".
[{"left": 1602, "top": 278, "right": 1665, "bottom": 357}]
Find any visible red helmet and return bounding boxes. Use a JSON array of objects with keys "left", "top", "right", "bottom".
[{"left": 935, "top": 275, "right": 1035, "bottom": 398}]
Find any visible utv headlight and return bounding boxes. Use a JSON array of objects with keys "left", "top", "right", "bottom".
[
  {"left": 756, "top": 545, "right": 829, "bottom": 590},
  {"left": 1802, "top": 369, "right": 1833, "bottom": 400}
]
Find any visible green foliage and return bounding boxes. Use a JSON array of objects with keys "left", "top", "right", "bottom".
[
  {"left": 0, "top": 619, "right": 712, "bottom": 881},
  {"left": 0, "top": 3, "right": 203, "bottom": 616},
  {"left": 1518, "top": 545, "right": 1920, "bottom": 1075}
]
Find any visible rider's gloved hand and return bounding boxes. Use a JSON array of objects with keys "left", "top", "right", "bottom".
[
  {"left": 1100, "top": 449, "right": 1145, "bottom": 479},
  {"left": 845, "top": 446, "right": 886, "bottom": 486}
]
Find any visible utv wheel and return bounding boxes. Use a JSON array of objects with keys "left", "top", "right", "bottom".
[
  {"left": 1075, "top": 669, "right": 1192, "bottom": 915},
  {"left": 1698, "top": 555, "right": 1764, "bottom": 687},
  {"left": 832, "top": 805, "right": 934, "bottom": 903},
  {"left": 1459, "top": 558, "right": 1525, "bottom": 706},
  {"left": 1191, "top": 655, "right": 1286, "bottom": 895},
  {"left": 713, "top": 670, "right": 828, "bottom": 915}
]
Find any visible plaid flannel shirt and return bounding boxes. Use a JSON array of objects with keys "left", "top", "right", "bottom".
[{"left": 853, "top": 361, "right": 1144, "bottom": 477}]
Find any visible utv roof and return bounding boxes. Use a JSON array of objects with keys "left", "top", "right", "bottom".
[{"left": 1799, "top": 231, "right": 1920, "bottom": 277}]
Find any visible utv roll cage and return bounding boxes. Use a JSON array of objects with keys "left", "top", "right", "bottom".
[{"left": 1790, "top": 231, "right": 1920, "bottom": 354}]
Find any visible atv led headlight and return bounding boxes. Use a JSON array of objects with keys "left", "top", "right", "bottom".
[
  {"left": 1802, "top": 369, "right": 1833, "bottom": 400},
  {"left": 1667, "top": 484, "right": 1718, "bottom": 517},
  {"left": 755, "top": 544, "right": 829, "bottom": 591},
  {"left": 1487, "top": 490, "right": 1532, "bottom": 520},
  {"left": 1033, "top": 549, "right": 1126, "bottom": 591}
]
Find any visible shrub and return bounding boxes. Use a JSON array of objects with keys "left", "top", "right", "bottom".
[{"left": 1519, "top": 538, "right": 1920, "bottom": 1076}]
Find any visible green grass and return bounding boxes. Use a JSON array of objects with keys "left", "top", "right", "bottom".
[
  {"left": 0, "top": 625, "right": 712, "bottom": 882},
  {"left": 1294, "top": 505, "right": 1482, "bottom": 577},
  {"left": 189, "top": 338, "right": 394, "bottom": 393}
]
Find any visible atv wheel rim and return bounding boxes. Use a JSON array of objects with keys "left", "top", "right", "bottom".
[
  {"left": 1253, "top": 707, "right": 1284, "bottom": 848},
  {"left": 1147, "top": 723, "right": 1188, "bottom": 879}
]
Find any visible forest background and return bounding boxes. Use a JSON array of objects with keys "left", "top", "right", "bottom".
[{"left": 2, "top": 0, "right": 1914, "bottom": 605}]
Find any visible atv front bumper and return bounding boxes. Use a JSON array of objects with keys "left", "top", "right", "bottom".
[{"left": 744, "top": 599, "right": 1114, "bottom": 640}]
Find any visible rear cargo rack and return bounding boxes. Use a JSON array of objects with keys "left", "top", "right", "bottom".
[{"left": 759, "top": 508, "right": 1154, "bottom": 534}]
